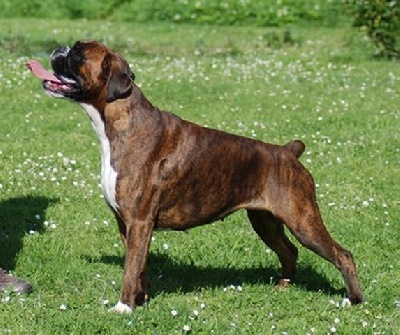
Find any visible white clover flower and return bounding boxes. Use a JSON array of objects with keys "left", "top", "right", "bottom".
[
  {"left": 171, "top": 309, "right": 178, "bottom": 316},
  {"left": 1, "top": 296, "right": 10, "bottom": 303},
  {"left": 329, "top": 299, "right": 339, "bottom": 307},
  {"left": 183, "top": 325, "right": 190, "bottom": 332},
  {"left": 59, "top": 304, "right": 67, "bottom": 311}
]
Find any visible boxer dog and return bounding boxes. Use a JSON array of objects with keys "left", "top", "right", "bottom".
[{"left": 26, "top": 40, "right": 363, "bottom": 313}]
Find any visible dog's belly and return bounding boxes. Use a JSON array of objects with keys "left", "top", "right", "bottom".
[
  {"left": 156, "top": 207, "right": 237, "bottom": 230},
  {"left": 155, "top": 191, "right": 261, "bottom": 230},
  {"left": 81, "top": 103, "right": 118, "bottom": 211}
]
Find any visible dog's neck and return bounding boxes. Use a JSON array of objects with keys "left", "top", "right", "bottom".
[
  {"left": 78, "top": 83, "right": 157, "bottom": 212},
  {"left": 93, "top": 83, "right": 152, "bottom": 113},
  {"left": 80, "top": 102, "right": 119, "bottom": 211}
]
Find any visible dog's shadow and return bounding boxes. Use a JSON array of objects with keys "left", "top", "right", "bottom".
[
  {"left": 0, "top": 196, "right": 58, "bottom": 270},
  {"left": 99, "top": 252, "right": 345, "bottom": 298}
]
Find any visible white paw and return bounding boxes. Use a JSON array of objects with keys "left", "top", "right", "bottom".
[
  {"left": 341, "top": 298, "right": 352, "bottom": 308},
  {"left": 109, "top": 301, "right": 133, "bottom": 314}
]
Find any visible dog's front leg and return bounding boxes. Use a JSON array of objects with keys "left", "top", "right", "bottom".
[{"left": 111, "top": 218, "right": 153, "bottom": 314}]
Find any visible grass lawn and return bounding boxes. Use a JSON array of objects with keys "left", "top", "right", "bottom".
[{"left": 0, "top": 18, "right": 399, "bottom": 334}]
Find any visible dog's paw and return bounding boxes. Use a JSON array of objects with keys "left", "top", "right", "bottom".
[
  {"left": 109, "top": 301, "right": 133, "bottom": 314},
  {"left": 341, "top": 298, "right": 352, "bottom": 308},
  {"left": 276, "top": 278, "right": 291, "bottom": 288}
]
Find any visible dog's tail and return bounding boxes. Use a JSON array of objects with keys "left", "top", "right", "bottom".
[{"left": 284, "top": 140, "right": 305, "bottom": 158}]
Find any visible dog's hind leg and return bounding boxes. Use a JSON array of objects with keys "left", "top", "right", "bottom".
[
  {"left": 283, "top": 208, "right": 363, "bottom": 304},
  {"left": 271, "top": 170, "right": 364, "bottom": 304},
  {"left": 247, "top": 209, "right": 298, "bottom": 286}
]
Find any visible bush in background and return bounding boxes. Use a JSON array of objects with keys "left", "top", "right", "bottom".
[
  {"left": 108, "top": 0, "right": 345, "bottom": 27},
  {"left": 0, "top": 0, "right": 66, "bottom": 18},
  {"left": 344, "top": 0, "right": 400, "bottom": 58},
  {"left": 0, "top": 0, "right": 346, "bottom": 27}
]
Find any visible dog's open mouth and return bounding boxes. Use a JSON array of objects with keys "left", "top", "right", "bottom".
[{"left": 26, "top": 60, "right": 77, "bottom": 96}]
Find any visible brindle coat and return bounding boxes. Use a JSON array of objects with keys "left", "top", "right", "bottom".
[{"left": 43, "top": 41, "right": 363, "bottom": 312}]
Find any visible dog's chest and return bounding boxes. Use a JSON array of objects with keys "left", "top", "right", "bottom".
[{"left": 81, "top": 103, "right": 119, "bottom": 212}]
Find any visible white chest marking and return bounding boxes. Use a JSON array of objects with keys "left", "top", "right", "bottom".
[{"left": 81, "top": 103, "right": 118, "bottom": 212}]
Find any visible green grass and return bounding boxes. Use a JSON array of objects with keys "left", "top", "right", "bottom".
[{"left": 0, "top": 18, "right": 399, "bottom": 334}]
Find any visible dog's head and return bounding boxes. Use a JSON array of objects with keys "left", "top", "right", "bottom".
[{"left": 44, "top": 40, "right": 135, "bottom": 104}]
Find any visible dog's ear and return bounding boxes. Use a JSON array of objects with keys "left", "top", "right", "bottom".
[{"left": 103, "top": 54, "right": 134, "bottom": 103}]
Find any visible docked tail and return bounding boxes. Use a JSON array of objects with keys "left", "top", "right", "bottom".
[{"left": 284, "top": 140, "right": 305, "bottom": 158}]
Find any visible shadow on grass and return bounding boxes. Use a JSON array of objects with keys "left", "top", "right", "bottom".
[
  {"left": 99, "top": 252, "right": 345, "bottom": 298},
  {"left": 0, "top": 196, "right": 58, "bottom": 270}
]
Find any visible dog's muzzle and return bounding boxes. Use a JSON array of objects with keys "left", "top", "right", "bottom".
[{"left": 50, "top": 46, "right": 71, "bottom": 78}]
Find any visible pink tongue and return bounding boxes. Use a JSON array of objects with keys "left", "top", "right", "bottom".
[{"left": 26, "top": 60, "right": 62, "bottom": 83}]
